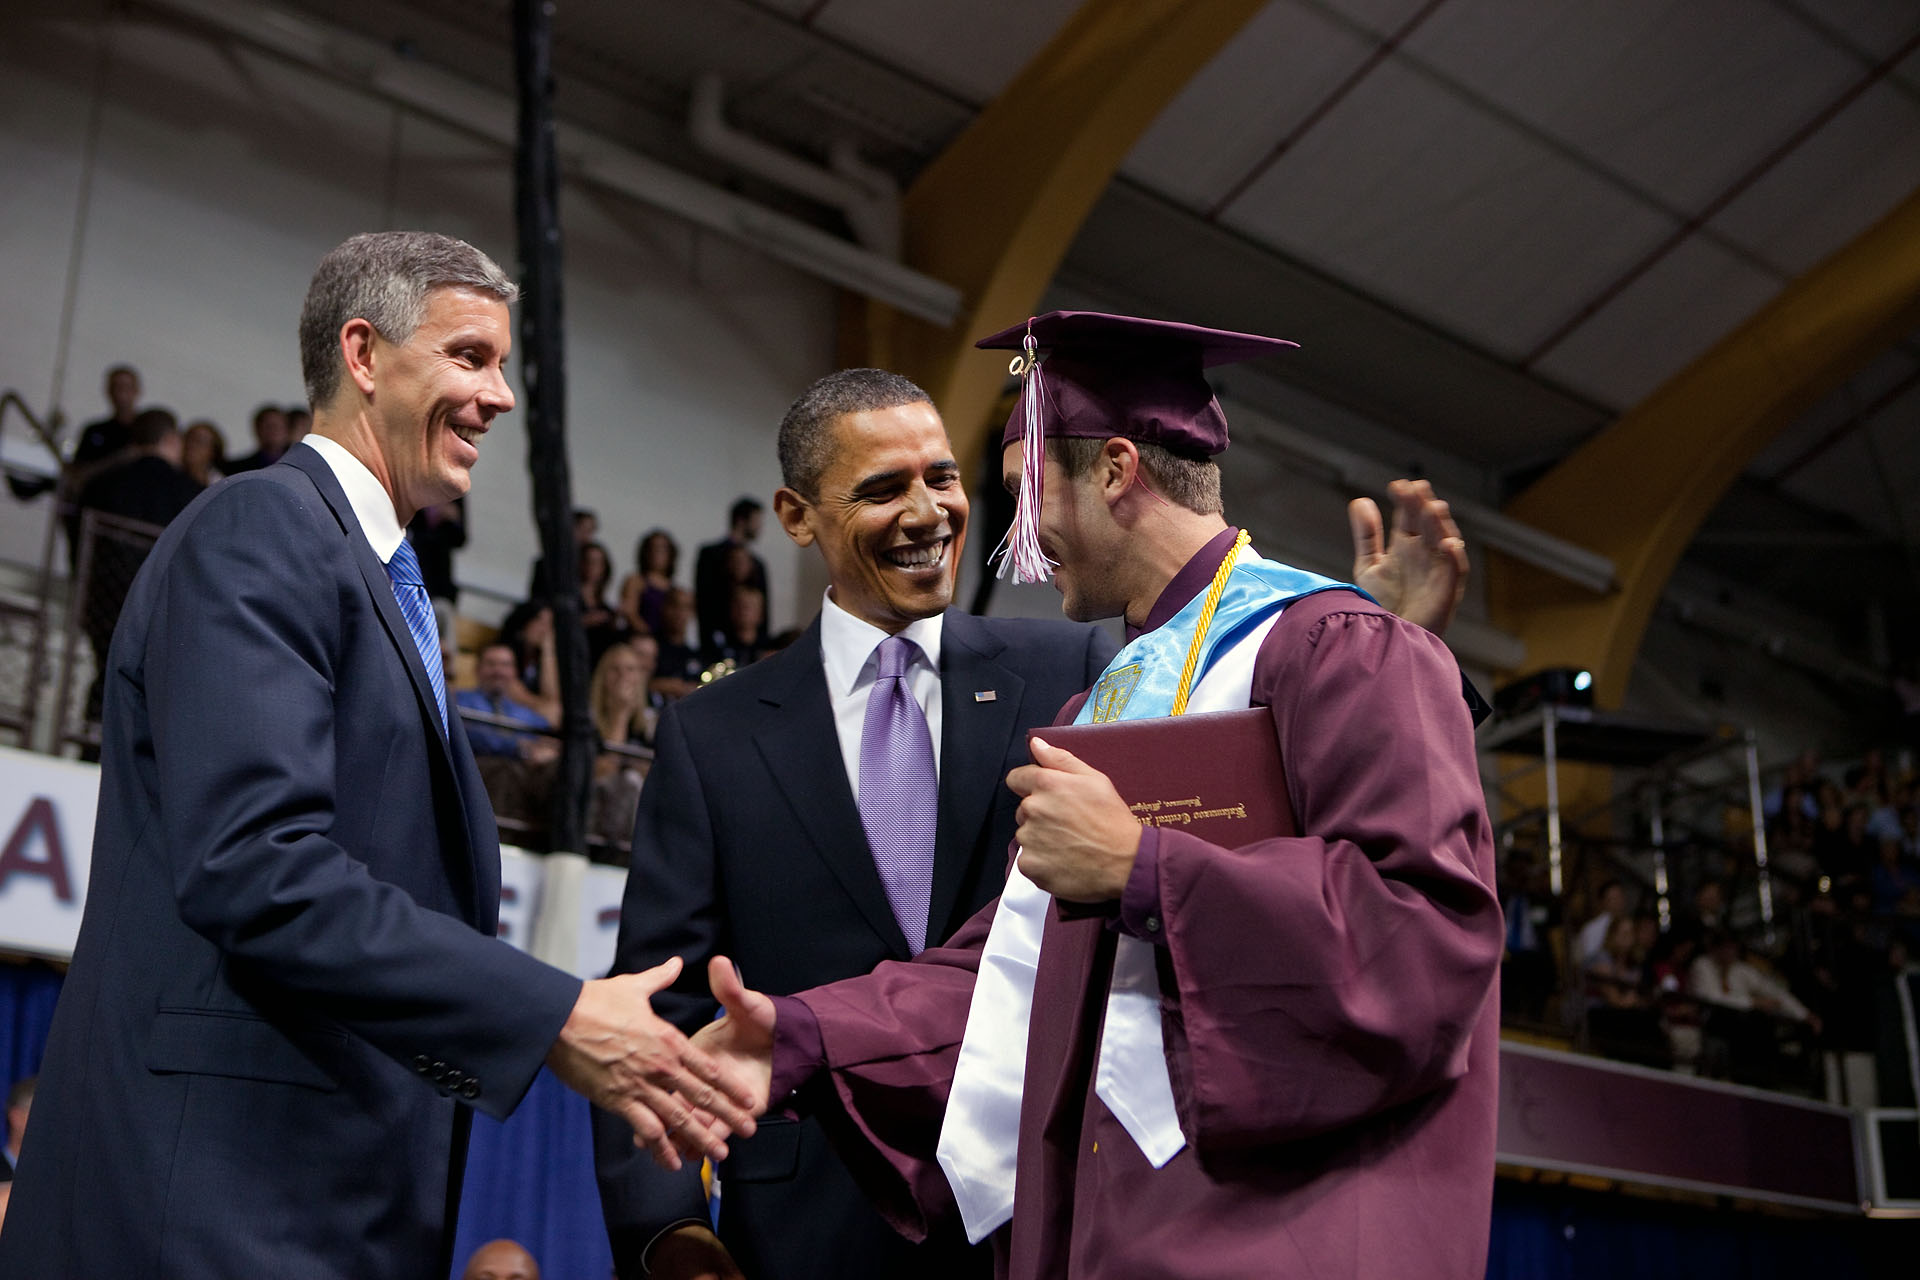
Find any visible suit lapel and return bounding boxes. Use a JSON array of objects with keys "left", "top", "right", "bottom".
[
  {"left": 284, "top": 449, "right": 483, "bottom": 916},
  {"left": 751, "top": 622, "right": 913, "bottom": 958},
  {"left": 929, "top": 609, "right": 1026, "bottom": 940}
]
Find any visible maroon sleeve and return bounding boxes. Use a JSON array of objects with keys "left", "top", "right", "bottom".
[
  {"left": 787, "top": 897, "right": 998, "bottom": 1242},
  {"left": 1154, "top": 599, "right": 1501, "bottom": 1153},
  {"left": 767, "top": 995, "right": 824, "bottom": 1104}
]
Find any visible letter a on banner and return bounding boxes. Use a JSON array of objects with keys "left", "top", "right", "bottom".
[{"left": 0, "top": 797, "right": 75, "bottom": 903}]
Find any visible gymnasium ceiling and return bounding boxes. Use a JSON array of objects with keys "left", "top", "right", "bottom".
[{"left": 162, "top": 0, "right": 1920, "bottom": 656}]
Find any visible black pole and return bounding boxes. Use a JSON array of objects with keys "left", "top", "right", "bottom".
[{"left": 512, "top": 0, "right": 592, "bottom": 854}]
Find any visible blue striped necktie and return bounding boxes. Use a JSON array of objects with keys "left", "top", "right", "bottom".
[{"left": 384, "top": 538, "right": 447, "bottom": 736}]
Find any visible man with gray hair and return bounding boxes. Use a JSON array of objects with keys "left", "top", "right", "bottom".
[{"left": 0, "top": 232, "right": 755, "bottom": 1280}]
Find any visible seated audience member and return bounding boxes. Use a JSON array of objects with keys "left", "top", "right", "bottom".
[
  {"left": 588, "top": 638, "right": 661, "bottom": 852},
  {"left": 578, "top": 540, "right": 628, "bottom": 664},
  {"left": 1686, "top": 877, "right": 1730, "bottom": 935},
  {"left": 526, "top": 507, "right": 599, "bottom": 599},
  {"left": 1646, "top": 928, "right": 1704, "bottom": 1070},
  {"left": 651, "top": 586, "right": 704, "bottom": 699},
  {"left": 224, "top": 402, "right": 292, "bottom": 473},
  {"left": 618, "top": 527, "right": 678, "bottom": 636},
  {"left": 1576, "top": 879, "right": 1628, "bottom": 968},
  {"left": 180, "top": 419, "right": 226, "bottom": 488},
  {"left": 407, "top": 498, "right": 467, "bottom": 604},
  {"left": 495, "top": 602, "right": 563, "bottom": 725},
  {"left": 460, "top": 1238, "right": 540, "bottom": 1280},
  {"left": 1871, "top": 839, "right": 1920, "bottom": 923},
  {"left": 1585, "top": 916, "right": 1668, "bottom": 1067},
  {"left": 701, "top": 583, "right": 773, "bottom": 671},
  {"left": 456, "top": 642, "right": 560, "bottom": 841},
  {"left": 1689, "top": 930, "right": 1820, "bottom": 1088}
]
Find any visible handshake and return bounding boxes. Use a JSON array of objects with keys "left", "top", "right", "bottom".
[{"left": 544, "top": 955, "right": 778, "bottom": 1171}]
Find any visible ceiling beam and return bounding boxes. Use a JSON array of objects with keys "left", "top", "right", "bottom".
[
  {"left": 1488, "top": 180, "right": 1920, "bottom": 709},
  {"left": 844, "top": 0, "right": 1268, "bottom": 479}
]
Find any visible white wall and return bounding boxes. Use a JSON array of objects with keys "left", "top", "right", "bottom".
[{"left": 0, "top": 15, "right": 833, "bottom": 632}]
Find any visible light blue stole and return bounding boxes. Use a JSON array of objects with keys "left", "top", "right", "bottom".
[{"left": 1078, "top": 550, "right": 1362, "bottom": 726}]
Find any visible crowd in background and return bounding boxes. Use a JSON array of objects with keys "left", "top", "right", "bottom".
[{"left": 1513, "top": 744, "right": 1920, "bottom": 1106}]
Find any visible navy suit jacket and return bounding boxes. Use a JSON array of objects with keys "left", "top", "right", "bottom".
[
  {"left": 594, "top": 607, "right": 1115, "bottom": 1280},
  {"left": 0, "top": 448, "right": 581, "bottom": 1280}
]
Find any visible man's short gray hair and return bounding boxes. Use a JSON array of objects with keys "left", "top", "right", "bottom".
[
  {"left": 777, "top": 368, "right": 933, "bottom": 498},
  {"left": 298, "top": 231, "right": 518, "bottom": 407}
]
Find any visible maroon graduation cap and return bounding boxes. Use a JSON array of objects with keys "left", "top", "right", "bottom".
[{"left": 974, "top": 310, "right": 1297, "bottom": 582}]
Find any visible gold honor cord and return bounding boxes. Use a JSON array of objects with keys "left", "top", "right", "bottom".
[{"left": 1169, "top": 529, "right": 1251, "bottom": 717}]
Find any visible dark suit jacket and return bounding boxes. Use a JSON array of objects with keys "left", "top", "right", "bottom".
[
  {"left": 595, "top": 607, "right": 1115, "bottom": 1280},
  {"left": 0, "top": 448, "right": 581, "bottom": 1280}
]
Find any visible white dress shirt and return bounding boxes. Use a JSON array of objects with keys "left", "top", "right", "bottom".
[
  {"left": 299, "top": 435, "right": 406, "bottom": 563},
  {"left": 817, "top": 589, "right": 944, "bottom": 800}
]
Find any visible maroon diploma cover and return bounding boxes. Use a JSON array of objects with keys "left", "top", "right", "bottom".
[{"left": 1033, "top": 707, "right": 1296, "bottom": 846}]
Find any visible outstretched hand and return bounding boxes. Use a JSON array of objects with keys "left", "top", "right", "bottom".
[
  {"left": 1007, "top": 737, "right": 1141, "bottom": 902},
  {"left": 690, "top": 955, "right": 777, "bottom": 1119},
  {"left": 545, "top": 957, "right": 758, "bottom": 1172},
  {"left": 1349, "top": 478, "right": 1468, "bottom": 637}
]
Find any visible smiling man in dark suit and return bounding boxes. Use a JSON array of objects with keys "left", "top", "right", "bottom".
[
  {"left": 595, "top": 369, "right": 1118, "bottom": 1280},
  {"left": 0, "top": 232, "right": 753, "bottom": 1280}
]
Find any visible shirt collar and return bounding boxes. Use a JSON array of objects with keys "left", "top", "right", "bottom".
[
  {"left": 299, "top": 435, "right": 406, "bottom": 562},
  {"left": 818, "top": 589, "right": 945, "bottom": 697},
  {"left": 1130, "top": 525, "right": 1242, "bottom": 641}
]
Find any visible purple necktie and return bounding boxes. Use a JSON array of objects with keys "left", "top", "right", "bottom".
[{"left": 858, "top": 635, "right": 937, "bottom": 955}]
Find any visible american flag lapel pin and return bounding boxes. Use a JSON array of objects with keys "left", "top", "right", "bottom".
[{"left": 974, "top": 690, "right": 997, "bottom": 702}]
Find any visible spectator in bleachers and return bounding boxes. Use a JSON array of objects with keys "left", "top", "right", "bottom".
[
  {"left": 224, "top": 403, "right": 293, "bottom": 473},
  {"left": 456, "top": 642, "right": 559, "bottom": 843},
  {"left": 693, "top": 496, "right": 768, "bottom": 649},
  {"left": 588, "top": 638, "right": 659, "bottom": 852},
  {"left": 1585, "top": 915, "right": 1669, "bottom": 1067},
  {"left": 1686, "top": 877, "right": 1729, "bottom": 935},
  {"left": 1576, "top": 879, "right": 1628, "bottom": 968},
  {"left": 701, "top": 583, "right": 772, "bottom": 671},
  {"left": 76, "top": 409, "right": 203, "bottom": 749},
  {"left": 1499, "top": 850, "right": 1558, "bottom": 1024},
  {"left": 578, "top": 540, "right": 627, "bottom": 665},
  {"left": 618, "top": 528, "right": 677, "bottom": 637},
  {"left": 406, "top": 498, "right": 466, "bottom": 604},
  {"left": 651, "top": 586, "right": 703, "bottom": 700},
  {"left": 1690, "top": 929, "right": 1820, "bottom": 1088},
  {"left": 180, "top": 419, "right": 226, "bottom": 488},
  {"left": 494, "top": 602, "right": 562, "bottom": 725},
  {"left": 1813, "top": 797, "right": 1876, "bottom": 886},
  {"left": 460, "top": 1238, "right": 539, "bottom": 1280},
  {"left": 24, "top": 363, "right": 143, "bottom": 556}
]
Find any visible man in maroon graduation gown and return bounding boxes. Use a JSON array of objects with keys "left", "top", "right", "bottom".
[{"left": 695, "top": 312, "right": 1503, "bottom": 1280}]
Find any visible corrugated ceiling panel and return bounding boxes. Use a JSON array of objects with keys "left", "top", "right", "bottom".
[
  {"left": 810, "top": 0, "right": 1082, "bottom": 104},
  {"left": 1216, "top": 57, "right": 1672, "bottom": 360},
  {"left": 1708, "top": 66, "right": 1920, "bottom": 275},
  {"left": 1121, "top": 2, "right": 1376, "bottom": 210},
  {"left": 1778, "top": 397, "right": 1920, "bottom": 542},
  {"left": 1529, "top": 235, "right": 1782, "bottom": 408},
  {"left": 1405, "top": 0, "right": 1860, "bottom": 215}
]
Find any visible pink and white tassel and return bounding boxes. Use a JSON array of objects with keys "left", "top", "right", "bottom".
[{"left": 991, "top": 329, "right": 1057, "bottom": 585}]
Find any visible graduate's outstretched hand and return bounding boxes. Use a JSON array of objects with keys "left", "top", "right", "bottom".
[
  {"left": 1349, "top": 478, "right": 1467, "bottom": 637},
  {"left": 690, "top": 955, "right": 776, "bottom": 1119},
  {"left": 1009, "top": 738, "right": 1142, "bottom": 902},
  {"left": 545, "top": 958, "right": 758, "bottom": 1172}
]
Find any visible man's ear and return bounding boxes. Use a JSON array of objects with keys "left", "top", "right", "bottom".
[
  {"left": 772, "top": 487, "right": 815, "bottom": 548},
  {"left": 1100, "top": 437, "right": 1140, "bottom": 508},
  {"left": 340, "top": 318, "right": 380, "bottom": 397}
]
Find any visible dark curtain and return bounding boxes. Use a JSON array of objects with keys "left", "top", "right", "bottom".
[{"left": 450, "top": 1066, "right": 614, "bottom": 1280}]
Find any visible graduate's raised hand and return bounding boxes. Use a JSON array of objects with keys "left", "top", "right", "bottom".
[
  {"left": 1008, "top": 737, "right": 1143, "bottom": 902},
  {"left": 690, "top": 955, "right": 776, "bottom": 1118},
  {"left": 1349, "top": 478, "right": 1467, "bottom": 637},
  {"left": 545, "top": 957, "right": 758, "bottom": 1172}
]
